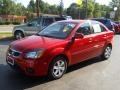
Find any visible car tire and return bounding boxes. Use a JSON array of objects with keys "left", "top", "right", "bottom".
[
  {"left": 101, "top": 45, "right": 112, "bottom": 60},
  {"left": 48, "top": 56, "right": 67, "bottom": 79},
  {"left": 14, "top": 31, "right": 24, "bottom": 39}
]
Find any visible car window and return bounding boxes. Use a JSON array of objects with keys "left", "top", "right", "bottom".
[
  {"left": 100, "top": 25, "right": 107, "bottom": 32},
  {"left": 76, "top": 23, "right": 91, "bottom": 35},
  {"left": 29, "top": 19, "right": 39, "bottom": 26},
  {"left": 42, "top": 18, "right": 54, "bottom": 27},
  {"left": 92, "top": 24, "right": 102, "bottom": 33},
  {"left": 28, "top": 18, "right": 41, "bottom": 26}
]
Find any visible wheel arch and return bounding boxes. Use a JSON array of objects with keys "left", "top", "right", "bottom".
[
  {"left": 51, "top": 54, "right": 69, "bottom": 65},
  {"left": 13, "top": 29, "right": 25, "bottom": 36}
]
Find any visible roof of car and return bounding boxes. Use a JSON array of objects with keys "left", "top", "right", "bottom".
[
  {"left": 91, "top": 18, "right": 111, "bottom": 21},
  {"left": 58, "top": 20, "right": 86, "bottom": 23}
]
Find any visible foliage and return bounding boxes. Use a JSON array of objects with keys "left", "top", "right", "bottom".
[
  {"left": 0, "top": 0, "right": 119, "bottom": 21},
  {"left": 0, "top": 0, "right": 26, "bottom": 15},
  {"left": 12, "top": 22, "right": 21, "bottom": 25},
  {"left": 0, "top": 22, "right": 4, "bottom": 25},
  {"left": 4, "top": 21, "right": 10, "bottom": 25},
  {"left": 109, "top": 0, "right": 120, "bottom": 20}
]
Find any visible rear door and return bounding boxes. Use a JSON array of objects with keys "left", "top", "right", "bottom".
[
  {"left": 91, "top": 21, "right": 108, "bottom": 56},
  {"left": 70, "top": 22, "right": 96, "bottom": 64},
  {"left": 41, "top": 17, "right": 54, "bottom": 29},
  {"left": 25, "top": 18, "right": 41, "bottom": 35}
]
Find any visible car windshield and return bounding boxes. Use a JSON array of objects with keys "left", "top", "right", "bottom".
[{"left": 38, "top": 22, "right": 77, "bottom": 39}]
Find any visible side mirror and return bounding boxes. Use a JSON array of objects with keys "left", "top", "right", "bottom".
[
  {"left": 27, "top": 23, "right": 32, "bottom": 26},
  {"left": 75, "top": 33, "right": 84, "bottom": 39}
]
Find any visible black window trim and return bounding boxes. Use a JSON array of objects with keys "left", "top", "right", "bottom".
[{"left": 76, "top": 22, "right": 93, "bottom": 36}]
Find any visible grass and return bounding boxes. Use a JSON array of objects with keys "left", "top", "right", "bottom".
[{"left": 0, "top": 32, "right": 12, "bottom": 39}]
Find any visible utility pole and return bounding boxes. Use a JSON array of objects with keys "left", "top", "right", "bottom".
[
  {"left": 82, "top": 0, "right": 87, "bottom": 19},
  {"left": 60, "top": 0, "right": 64, "bottom": 16},
  {"left": 36, "top": 0, "right": 40, "bottom": 18},
  {"left": 93, "top": 0, "right": 96, "bottom": 17},
  {"left": 85, "top": 0, "right": 87, "bottom": 18}
]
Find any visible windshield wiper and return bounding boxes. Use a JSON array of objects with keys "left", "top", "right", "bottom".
[{"left": 36, "top": 34, "right": 60, "bottom": 39}]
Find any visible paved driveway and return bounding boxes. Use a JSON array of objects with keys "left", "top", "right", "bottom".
[{"left": 0, "top": 35, "right": 120, "bottom": 90}]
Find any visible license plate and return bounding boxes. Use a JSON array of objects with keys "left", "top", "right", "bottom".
[{"left": 7, "top": 56, "right": 14, "bottom": 66}]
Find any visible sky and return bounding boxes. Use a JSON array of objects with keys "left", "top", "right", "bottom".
[{"left": 16, "top": 0, "right": 112, "bottom": 8}]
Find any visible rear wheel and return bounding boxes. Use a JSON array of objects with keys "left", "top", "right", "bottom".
[
  {"left": 14, "top": 31, "right": 24, "bottom": 39},
  {"left": 101, "top": 45, "right": 112, "bottom": 60},
  {"left": 48, "top": 56, "right": 67, "bottom": 79}
]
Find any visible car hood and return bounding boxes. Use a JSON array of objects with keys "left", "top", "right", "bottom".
[{"left": 10, "top": 35, "right": 65, "bottom": 52}]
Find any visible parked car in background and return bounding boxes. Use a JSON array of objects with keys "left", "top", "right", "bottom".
[
  {"left": 91, "top": 18, "right": 115, "bottom": 33},
  {"left": 13, "top": 15, "right": 67, "bottom": 39},
  {"left": 114, "top": 21, "right": 120, "bottom": 34},
  {"left": 7, "top": 20, "right": 114, "bottom": 79},
  {"left": 62, "top": 15, "right": 72, "bottom": 20},
  {"left": 64, "top": 16, "right": 72, "bottom": 20}
]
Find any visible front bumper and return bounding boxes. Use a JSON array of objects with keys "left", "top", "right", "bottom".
[{"left": 6, "top": 55, "right": 49, "bottom": 76}]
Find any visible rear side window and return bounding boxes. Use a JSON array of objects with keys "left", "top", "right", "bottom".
[
  {"left": 42, "top": 18, "right": 54, "bottom": 27},
  {"left": 76, "top": 23, "right": 91, "bottom": 35},
  {"left": 92, "top": 24, "right": 102, "bottom": 33},
  {"left": 92, "top": 23, "right": 106, "bottom": 33}
]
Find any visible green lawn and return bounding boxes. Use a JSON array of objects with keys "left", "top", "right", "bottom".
[{"left": 0, "top": 32, "right": 12, "bottom": 39}]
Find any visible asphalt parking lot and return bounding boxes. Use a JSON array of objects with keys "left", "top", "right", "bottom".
[{"left": 0, "top": 35, "right": 120, "bottom": 90}]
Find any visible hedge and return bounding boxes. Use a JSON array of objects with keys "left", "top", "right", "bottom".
[{"left": 0, "top": 21, "right": 21, "bottom": 25}]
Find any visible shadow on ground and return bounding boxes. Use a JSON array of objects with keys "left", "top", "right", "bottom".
[
  {"left": 0, "top": 37, "right": 14, "bottom": 45},
  {"left": 0, "top": 57, "right": 103, "bottom": 90}
]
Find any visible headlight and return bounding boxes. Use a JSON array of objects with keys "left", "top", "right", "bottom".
[{"left": 26, "top": 49, "right": 44, "bottom": 59}]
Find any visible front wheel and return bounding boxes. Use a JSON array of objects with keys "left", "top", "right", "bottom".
[
  {"left": 48, "top": 56, "right": 67, "bottom": 79},
  {"left": 14, "top": 31, "right": 24, "bottom": 39},
  {"left": 101, "top": 45, "right": 112, "bottom": 60}
]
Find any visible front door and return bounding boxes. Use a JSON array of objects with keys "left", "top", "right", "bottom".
[{"left": 25, "top": 19, "right": 41, "bottom": 35}]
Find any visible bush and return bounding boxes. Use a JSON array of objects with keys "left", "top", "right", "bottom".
[
  {"left": 0, "top": 21, "right": 21, "bottom": 25},
  {"left": 4, "top": 21, "right": 11, "bottom": 25},
  {"left": 0, "top": 22, "right": 5, "bottom": 25},
  {"left": 12, "top": 22, "right": 21, "bottom": 25}
]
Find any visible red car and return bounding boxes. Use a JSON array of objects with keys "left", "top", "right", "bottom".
[{"left": 6, "top": 20, "right": 114, "bottom": 79}]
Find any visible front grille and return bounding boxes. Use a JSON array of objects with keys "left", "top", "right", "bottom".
[{"left": 8, "top": 49, "right": 21, "bottom": 57}]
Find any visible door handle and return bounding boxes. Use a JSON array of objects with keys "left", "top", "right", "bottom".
[
  {"left": 89, "top": 38, "right": 93, "bottom": 42},
  {"left": 103, "top": 35, "right": 107, "bottom": 38}
]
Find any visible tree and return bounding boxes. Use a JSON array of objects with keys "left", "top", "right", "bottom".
[
  {"left": 59, "top": 0, "right": 64, "bottom": 16},
  {"left": 87, "top": 0, "right": 94, "bottom": 18},
  {"left": 15, "top": 3, "right": 26, "bottom": 15},
  {"left": 67, "top": 3, "right": 80, "bottom": 19},
  {"left": 93, "top": 3, "right": 101, "bottom": 18},
  {"left": 27, "top": 0, "right": 35, "bottom": 13},
  {"left": 109, "top": 0, "right": 120, "bottom": 20},
  {"left": 0, "top": 0, "right": 26, "bottom": 15}
]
